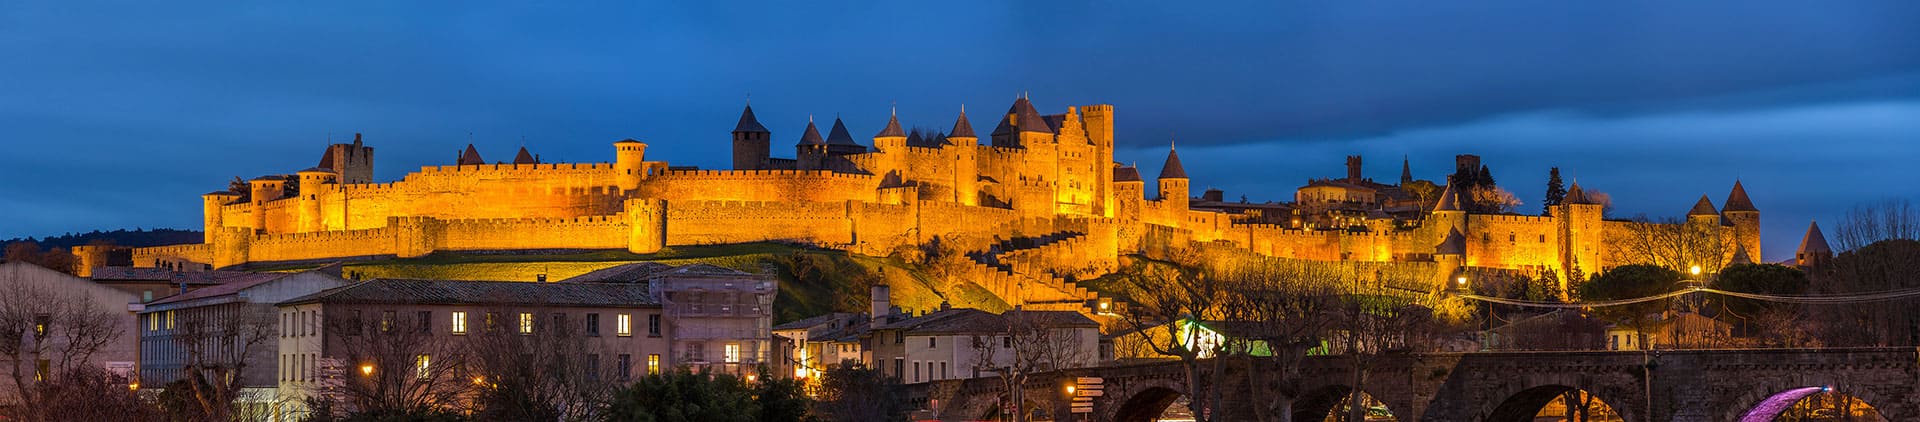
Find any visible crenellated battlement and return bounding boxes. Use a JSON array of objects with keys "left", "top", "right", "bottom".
[{"left": 417, "top": 162, "right": 615, "bottom": 173}]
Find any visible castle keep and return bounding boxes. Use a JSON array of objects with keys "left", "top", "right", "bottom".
[{"left": 131, "top": 97, "right": 1762, "bottom": 307}]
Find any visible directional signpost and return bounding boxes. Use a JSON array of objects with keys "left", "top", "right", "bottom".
[{"left": 1070, "top": 377, "right": 1104, "bottom": 419}]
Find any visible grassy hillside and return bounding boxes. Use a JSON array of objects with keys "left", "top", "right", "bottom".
[{"left": 263, "top": 243, "right": 1007, "bottom": 324}]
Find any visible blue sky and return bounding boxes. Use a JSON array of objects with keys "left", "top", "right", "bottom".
[{"left": 3, "top": 1, "right": 1917, "bottom": 261}]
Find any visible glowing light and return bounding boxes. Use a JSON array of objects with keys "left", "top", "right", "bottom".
[
  {"left": 1066, "top": 385, "right": 1076, "bottom": 395},
  {"left": 1690, "top": 265, "right": 1702, "bottom": 276},
  {"left": 128, "top": 382, "right": 139, "bottom": 391},
  {"left": 473, "top": 376, "right": 486, "bottom": 385},
  {"left": 1456, "top": 276, "right": 1468, "bottom": 286},
  {"left": 746, "top": 374, "right": 758, "bottom": 383},
  {"left": 360, "top": 364, "right": 374, "bottom": 376}
]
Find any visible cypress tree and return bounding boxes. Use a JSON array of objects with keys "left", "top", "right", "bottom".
[{"left": 1543, "top": 167, "right": 1566, "bottom": 215}]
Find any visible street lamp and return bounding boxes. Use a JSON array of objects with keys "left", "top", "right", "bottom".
[
  {"left": 360, "top": 364, "right": 374, "bottom": 376},
  {"left": 1690, "top": 265, "right": 1702, "bottom": 277}
]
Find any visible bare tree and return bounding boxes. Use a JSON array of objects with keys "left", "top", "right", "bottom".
[
  {"left": 1605, "top": 215, "right": 1728, "bottom": 273},
  {"left": 1114, "top": 251, "right": 1225, "bottom": 422},
  {"left": 1832, "top": 199, "right": 1920, "bottom": 252},
  {"left": 313, "top": 309, "right": 469, "bottom": 418},
  {"left": 464, "top": 306, "right": 624, "bottom": 421},
  {"left": 170, "top": 305, "right": 280, "bottom": 420},
  {"left": 0, "top": 279, "right": 125, "bottom": 412},
  {"left": 972, "top": 302, "right": 1096, "bottom": 422},
  {"left": 1215, "top": 259, "right": 1340, "bottom": 422},
  {"left": 1468, "top": 185, "right": 1523, "bottom": 214}
]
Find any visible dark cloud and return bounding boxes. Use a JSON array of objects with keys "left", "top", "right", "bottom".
[{"left": 2, "top": 1, "right": 1917, "bottom": 261}]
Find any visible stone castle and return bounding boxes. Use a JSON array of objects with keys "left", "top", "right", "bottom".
[{"left": 125, "top": 97, "right": 1762, "bottom": 308}]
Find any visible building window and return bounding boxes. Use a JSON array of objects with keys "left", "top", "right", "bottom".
[
  {"left": 381, "top": 310, "right": 395, "bottom": 333},
  {"left": 724, "top": 343, "right": 741, "bottom": 363},
  {"left": 1003, "top": 336, "right": 1012, "bottom": 348},
  {"left": 616, "top": 314, "right": 632, "bottom": 337},
  {"left": 166, "top": 311, "right": 175, "bottom": 329},
  {"left": 451, "top": 311, "right": 468, "bottom": 335},
  {"left": 553, "top": 314, "right": 568, "bottom": 336},
  {"left": 647, "top": 354, "right": 661, "bottom": 375},
  {"left": 913, "top": 361, "right": 921, "bottom": 382},
  {"left": 150, "top": 313, "right": 159, "bottom": 332},
  {"left": 894, "top": 358, "right": 903, "bottom": 379},
  {"left": 895, "top": 331, "right": 904, "bottom": 344},
  {"left": 485, "top": 312, "right": 499, "bottom": 332},
  {"left": 941, "top": 361, "right": 948, "bottom": 380},
  {"left": 928, "top": 337, "right": 936, "bottom": 348},
  {"left": 618, "top": 354, "right": 633, "bottom": 380},
  {"left": 519, "top": 312, "right": 535, "bottom": 335},
  {"left": 586, "top": 313, "right": 601, "bottom": 336},
  {"left": 648, "top": 314, "right": 662, "bottom": 337},
  {"left": 418, "top": 311, "right": 432, "bottom": 333},
  {"left": 587, "top": 354, "right": 601, "bottom": 381},
  {"left": 416, "top": 355, "right": 431, "bottom": 379},
  {"left": 33, "top": 314, "right": 49, "bottom": 337},
  {"left": 348, "top": 310, "right": 363, "bottom": 336},
  {"left": 143, "top": 291, "right": 152, "bottom": 302}
]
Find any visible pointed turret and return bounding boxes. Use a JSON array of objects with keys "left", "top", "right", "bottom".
[
  {"left": 1400, "top": 156, "right": 1413, "bottom": 185},
  {"left": 1562, "top": 182, "right": 1591, "bottom": 205},
  {"left": 949, "top": 109, "right": 976, "bottom": 139},
  {"left": 1687, "top": 195, "right": 1719, "bottom": 217},
  {"left": 1723, "top": 180, "right": 1757, "bottom": 212},
  {"left": 1435, "top": 228, "right": 1468, "bottom": 255},
  {"left": 457, "top": 144, "right": 484, "bottom": 165},
  {"left": 1729, "top": 246, "right": 1754, "bottom": 265},
  {"left": 512, "top": 147, "right": 538, "bottom": 165},
  {"left": 1158, "top": 145, "right": 1188, "bottom": 180},
  {"left": 1797, "top": 220, "right": 1832, "bottom": 268},
  {"left": 1432, "top": 183, "right": 1461, "bottom": 212},
  {"left": 798, "top": 119, "right": 825, "bottom": 146},
  {"left": 732, "top": 104, "right": 770, "bottom": 134},
  {"left": 874, "top": 111, "right": 905, "bottom": 138},
  {"left": 826, "top": 117, "right": 857, "bottom": 145}
]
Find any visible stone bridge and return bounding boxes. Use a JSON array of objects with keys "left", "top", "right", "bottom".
[{"left": 911, "top": 348, "right": 1920, "bottom": 421}]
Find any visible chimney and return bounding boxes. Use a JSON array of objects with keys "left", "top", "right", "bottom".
[{"left": 870, "top": 284, "right": 891, "bottom": 329}]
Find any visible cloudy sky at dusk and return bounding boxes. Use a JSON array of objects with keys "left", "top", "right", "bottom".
[{"left": 4, "top": 2, "right": 1918, "bottom": 261}]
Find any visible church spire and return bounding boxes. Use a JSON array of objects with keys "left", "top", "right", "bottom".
[{"left": 1401, "top": 155, "right": 1413, "bottom": 185}]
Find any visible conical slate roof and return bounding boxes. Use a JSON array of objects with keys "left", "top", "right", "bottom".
[
  {"left": 826, "top": 117, "right": 859, "bottom": 145},
  {"left": 990, "top": 97, "right": 1054, "bottom": 136},
  {"left": 1729, "top": 246, "right": 1754, "bottom": 265},
  {"left": 1688, "top": 195, "right": 1719, "bottom": 216},
  {"left": 1723, "top": 181, "right": 1757, "bottom": 212},
  {"left": 1433, "top": 183, "right": 1461, "bottom": 212},
  {"left": 458, "top": 144, "right": 485, "bottom": 165},
  {"left": 875, "top": 112, "right": 905, "bottom": 138},
  {"left": 1562, "top": 182, "right": 1591, "bottom": 205},
  {"left": 1159, "top": 146, "right": 1188, "bottom": 179},
  {"left": 512, "top": 147, "right": 537, "bottom": 165},
  {"left": 949, "top": 109, "right": 976, "bottom": 138},
  {"left": 1435, "top": 228, "right": 1467, "bottom": 255},
  {"left": 1799, "top": 220, "right": 1831, "bottom": 256},
  {"left": 733, "top": 104, "right": 769, "bottom": 133},
  {"left": 798, "top": 120, "right": 825, "bottom": 146}
]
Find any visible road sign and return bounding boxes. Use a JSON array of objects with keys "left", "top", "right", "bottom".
[
  {"left": 1077, "top": 389, "right": 1104, "bottom": 397},
  {"left": 1076, "top": 377, "right": 1104, "bottom": 384}
]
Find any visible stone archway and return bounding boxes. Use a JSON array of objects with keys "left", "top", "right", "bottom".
[
  {"left": 1736, "top": 386, "right": 1888, "bottom": 421},
  {"left": 1112, "top": 386, "right": 1187, "bottom": 422},
  {"left": 1486, "top": 385, "right": 1628, "bottom": 422},
  {"left": 1293, "top": 384, "right": 1400, "bottom": 421}
]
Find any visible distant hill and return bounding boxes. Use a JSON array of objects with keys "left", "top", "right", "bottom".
[{"left": 1, "top": 228, "right": 202, "bottom": 250}]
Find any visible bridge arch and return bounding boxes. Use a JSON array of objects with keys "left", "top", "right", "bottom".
[
  {"left": 1292, "top": 384, "right": 1400, "bottom": 421},
  {"left": 1111, "top": 385, "right": 1187, "bottom": 422},
  {"left": 1485, "top": 384, "right": 1631, "bottom": 422},
  {"left": 1732, "top": 384, "right": 1889, "bottom": 421}
]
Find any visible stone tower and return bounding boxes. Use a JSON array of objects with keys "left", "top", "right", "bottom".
[
  {"left": 731, "top": 104, "right": 771, "bottom": 170},
  {"left": 1346, "top": 155, "right": 1363, "bottom": 182},
  {"left": 1555, "top": 183, "right": 1604, "bottom": 281},
  {"left": 295, "top": 167, "right": 338, "bottom": 233},
  {"left": 318, "top": 134, "right": 374, "bottom": 184},
  {"left": 1796, "top": 220, "right": 1831, "bottom": 269},
  {"left": 614, "top": 139, "right": 647, "bottom": 192},
  {"left": 1158, "top": 145, "right": 1189, "bottom": 211},
  {"left": 1721, "top": 181, "right": 1762, "bottom": 263},
  {"left": 795, "top": 118, "right": 828, "bottom": 170},
  {"left": 201, "top": 191, "right": 240, "bottom": 243},
  {"left": 947, "top": 108, "right": 980, "bottom": 206},
  {"left": 1081, "top": 104, "right": 1116, "bottom": 217}
]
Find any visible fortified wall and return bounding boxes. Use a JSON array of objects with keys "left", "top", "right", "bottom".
[{"left": 133, "top": 97, "right": 1763, "bottom": 308}]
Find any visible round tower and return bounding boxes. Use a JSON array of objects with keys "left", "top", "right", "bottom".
[
  {"left": 201, "top": 191, "right": 240, "bottom": 243},
  {"left": 247, "top": 176, "right": 286, "bottom": 232},
  {"left": 1721, "top": 181, "right": 1761, "bottom": 263},
  {"left": 947, "top": 108, "right": 979, "bottom": 206},
  {"left": 295, "top": 168, "right": 337, "bottom": 232},
  {"left": 614, "top": 139, "right": 648, "bottom": 192}
]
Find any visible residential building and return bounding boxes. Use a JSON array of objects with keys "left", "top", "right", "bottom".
[
  {"left": 864, "top": 307, "right": 1099, "bottom": 384},
  {"left": 273, "top": 279, "right": 669, "bottom": 417},
  {"left": 0, "top": 262, "right": 142, "bottom": 404},
  {"left": 649, "top": 264, "right": 777, "bottom": 375},
  {"left": 772, "top": 312, "right": 867, "bottom": 379},
  {"left": 136, "top": 269, "right": 349, "bottom": 416}
]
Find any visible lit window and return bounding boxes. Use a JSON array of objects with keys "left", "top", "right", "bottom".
[
  {"left": 519, "top": 312, "right": 534, "bottom": 335},
  {"left": 149, "top": 313, "right": 159, "bottom": 332},
  {"left": 416, "top": 355, "right": 431, "bottom": 379},
  {"left": 617, "top": 314, "right": 632, "bottom": 337},
  {"left": 647, "top": 354, "right": 660, "bottom": 375},
  {"left": 166, "top": 311, "right": 174, "bottom": 329},
  {"left": 724, "top": 343, "right": 741, "bottom": 363},
  {"left": 451, "top": 312, "right": 467, "bottom": 335},
  {"left": 381, "top": 310, "right": 395, "bottom": 333}
]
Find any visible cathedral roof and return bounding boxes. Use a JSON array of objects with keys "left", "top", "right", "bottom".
[
  {"left": 1435, "top": 228, "right": 1467, "bottom": 255},
  {"left": 1687, "top": 195, "right": 1719, "bottom": 216},
  {"left": 1114, "top": 166, "right": 1143, "bottom": 182},
  {"left": 1432, "top": 183, "right": 1461, "bottom": 212},
  {"left": 949, "top": 109, "right": 976, "bottom": 138},
  {"left": 875, "top": 112, "right": 906, "bottom": 138},
  {"left": 1723, "top": 181, "right": 1757, "bottom": 212},
  {"left": 826, "top": 117, "right": 859, "bottom": 145},
  {"left": 512, "top": 147, "right": 538, "bottom": 165},
  {"left": 990, "top": 97, "right": 1055, "bottom": 136},
  {"left": 1159, "top": 146, "right": 1188, "bottom": 179},
  {"left": 732, "top": 104, "right": 769, "bottom": 133},
  {"left": 458, "top": 144, "right": 485, "bottom": 165},
  {"left": 798, "top": 120, "right": 825, "bottom": 146},
  {"left": 1798, "top": 220, "right": 1831, "bottom": 256}
]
